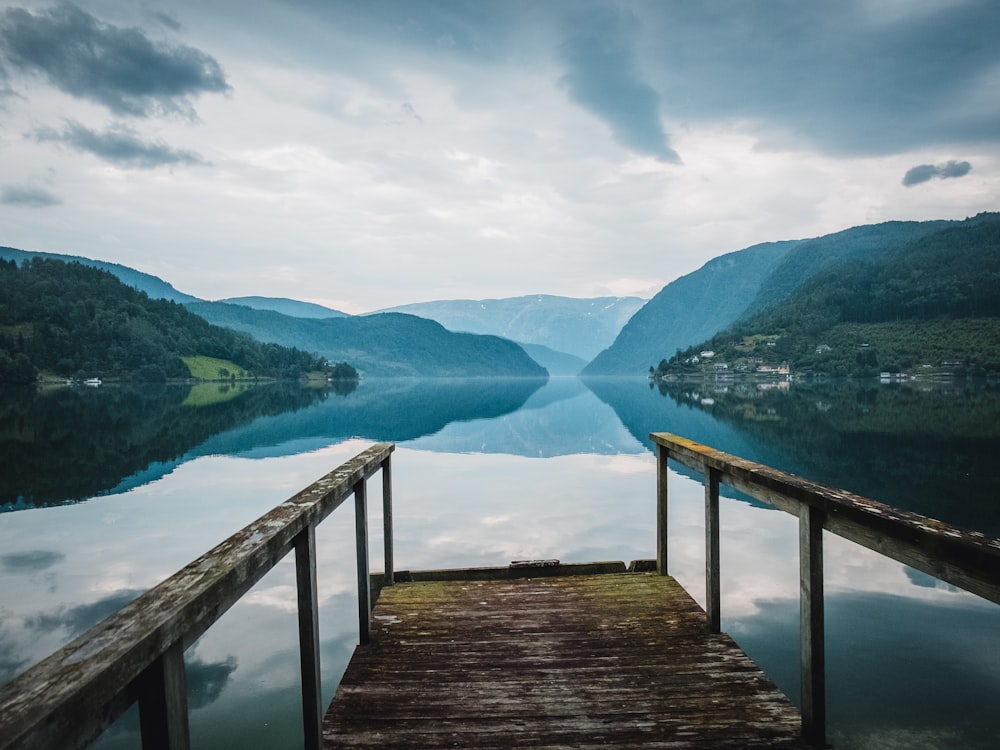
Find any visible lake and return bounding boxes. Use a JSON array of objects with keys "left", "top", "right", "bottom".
[{"left": 2, "top": 376, "right": 998, "bottom": 749}]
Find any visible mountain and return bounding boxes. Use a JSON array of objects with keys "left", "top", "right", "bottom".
[
  {"left": 654, "top": 212, "right": 1000, "bottom": 378},
  {"left": 185, "top": 301, "right": 548, "bottom": 378},
  {"left": 518, "top": 343, "right": 588, "bottom": 376},
  {"left": 0, "top": 257, "right": 326, "bottom": 383},
  {"left": 375, "top": 295, "right": 645, "bottom": 361},
  {"left": 0, "top": 246, "right": 198, "bottom": 304},
  {"left": 218, "top": 296, "right": 348, "bottom": 319},
  {"left": 584, "top": 216, "right": 974, "bottom": 376},
  {"left": 0, "top": 247, "right": 546, "bottom": 378},
  {"left": 739, "top": 219, "right": 952, "bottom": 319},
  {"left": 583, "top": 241, "right": 797, "bottom": 375}
]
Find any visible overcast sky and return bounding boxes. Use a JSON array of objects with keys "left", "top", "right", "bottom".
[{"left": 1, "top": 1, "right": 998, "bottom": 313}]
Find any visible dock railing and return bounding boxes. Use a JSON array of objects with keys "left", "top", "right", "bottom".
[
  {"left": 0, "top": 442, "right": 395, "bottom": 750},
  {"left": 651, "top": 431, "right": 1000, "bottom": 748}
]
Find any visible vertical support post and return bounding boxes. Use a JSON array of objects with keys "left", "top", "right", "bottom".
[
  {"left": 656, "top": 444, "right": 669, "bottom": 576},
  {"left": 705, "top": 467, "right": 721, "bottom": 633},
  {"left": 138, "top": 639, "right": 190, "bottom": 750},
  {"left": 355, "top": 479, "right": 371, "bottom": 645},
  {"left": 799, "top": 504, "right": 826, "bottom": 747},
  {"left": 295, "top": 525, "right": 322, "bottom": 750},
  {"left": 382, "top": 456, "right": 394, "bottom": 587}
]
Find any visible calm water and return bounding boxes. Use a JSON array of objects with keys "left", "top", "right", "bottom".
[{"left": 1, "top": 376, "right": 998, "bottom": 749}]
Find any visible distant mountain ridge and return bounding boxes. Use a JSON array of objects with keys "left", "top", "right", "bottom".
[
  {"left": 218, "top": 296, "right": 348, "bottom": 319},
  {"left": 7, "top": 213, "right": 997, "bottom": 380},
  {"left": 376, "top": 295, "right": 645, "bottom": 361},
  {"left": 0, "top": 246, "right": 198, "bottom": 304}
]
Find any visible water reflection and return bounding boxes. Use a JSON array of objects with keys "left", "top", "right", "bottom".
[
  {"left": 0, "top": 378, "right": 997, "bottom": 750},
  {"left": 0, "top": 377, "right": 546, "bottom": 511},
  {"left": 0, "top": 382, "right": 330, "bottom": 511},
  {"left": 0, "top": 549, "right": 64, "bottom": 572},
  {"left": 25, "top": 588, "right": 144, "bottom": 640},
  {"left": 589, "top": 377, "right": 1000, "bottom": 536}
]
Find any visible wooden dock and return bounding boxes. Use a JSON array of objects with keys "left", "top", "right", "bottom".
[{"left": 323, "top": 563, "right": 808, "bottom": 749}]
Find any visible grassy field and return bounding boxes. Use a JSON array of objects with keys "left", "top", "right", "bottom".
[
  {"left": 181, "top": 381, "right": 254, "bottom": 407},
  {"left": 181, "top": 355, "right": 251, "bottom": 380}
]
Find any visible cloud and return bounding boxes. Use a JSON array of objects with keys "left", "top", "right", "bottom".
[
  {"left": 186, "top": 656, "right": 238, "bottom": 710},
  {"left": 635, "top": 1, "right": 1000, "bottom": 156},
  {"left": 149, "top": 10, "right": 183, "bottom": 32},
  {"left": 33, "top": 120, "right": 206, "bottom": 169},
  {"left": 0, "top": 185, "right": 60, "bottom": 207},
  {"left": 0, "top": 4, "right": 230, "bottom": 117},
  {"left": 902, "top": 160, "right": 973, "bottom": 186},
  {"left": 1, "top": 549, "right": 65, "bottom": 572},
  {"left": 25, "top": 589, "right": 144, "bottom": 637},
  {"left": 402, "top": 102, "right": 423, "bottom": 124},
  {"left": 558, "top": 7, "right": 679, "bottom": 163}
]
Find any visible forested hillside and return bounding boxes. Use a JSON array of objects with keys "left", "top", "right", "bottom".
[
  {"left": 591, "top": 213, "right": 997, "bottom": 376},
  {"left": 0, "top": 258, "right": 328, "bottom": 384},
  {"left": 186, "top": 302, "right": 549, "bottom": 378},
  {"left": 584, "top": 240, "right": 796, "bottom": 375},
  {"left": 219, "top": 296, "right": 348, "bottom": 319},
  {"left": 0, "top": 246, "right": 198, "bottom": 303},
  {"left": 654, "top": 213, "right": 1000, "bottom": 378}
]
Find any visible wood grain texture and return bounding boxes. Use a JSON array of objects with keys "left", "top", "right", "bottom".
[{"left": 324, "top": 571, "right": 807, "bottom": 749}]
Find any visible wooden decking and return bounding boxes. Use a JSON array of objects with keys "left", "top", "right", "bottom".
[{"left": 323, "top": 564, "right": 807, "bottom": 749}]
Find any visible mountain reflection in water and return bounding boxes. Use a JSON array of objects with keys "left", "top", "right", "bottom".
[{"left": 0, "top": 376, "right": 997, "bottom": 750}]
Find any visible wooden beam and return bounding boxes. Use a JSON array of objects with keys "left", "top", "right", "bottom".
[
  {"left": 656, "top": 444, "right": 670, "bottom": 576},
  {"left": 355, "top": 479, "right": 371, "bottom": 646},
  {"left": 381, "top": 456, "right": 394, "bottom": 588},
  {"left": 705, "top": 467, "right": 721, "bottom": 633},
  {"left": 295, "top": 525, "right": 322, "bottom": 750},
  {"left": 138, "top": 640, "right": 190, "bottom": 750},
  {"left": 799, "top": 505, "right": 826, "bottom": 747}
]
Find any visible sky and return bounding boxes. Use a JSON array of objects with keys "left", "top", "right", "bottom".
[{"left": 1, "top": 1, "right": 998, "bottom": 314}]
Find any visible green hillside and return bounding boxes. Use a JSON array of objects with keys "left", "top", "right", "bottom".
[
  {"left": 653, "top": 213, "right": 1000, "bottom": 379},
  {"left": 583, "top": 240, "right": 797, "bottom": 375},
  {"left": 591, "top": 214, "right": 996, "bottom": 376},
  {"left": 0, "top": 245, "right": 198, "bottom": 303},
  {"left": 0, "top": 258, "right": 329, "bottom": 384},
  {"left": 185, "top": 302, "right": 549, "bottom": 378}
]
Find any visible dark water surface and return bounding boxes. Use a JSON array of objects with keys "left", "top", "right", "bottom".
[{"left": 1, "top": 376, "right": 997, "bottom": 749}]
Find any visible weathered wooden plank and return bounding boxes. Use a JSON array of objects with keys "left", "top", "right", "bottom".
[
  {"left": 381, "top": 455, "right": 394, "bottom": 587},
  {"left": 799, "top": 505, "right": 826, "bottom": 748},
  {"left": 295, "top": 525, "right": 323, "bottom": 750},
  {"left": 657, "top": 444, "right": 670, "bottom": 575},
  {"left": 354, "top": 479, "right": 371, "bottom": 646},
  {"left": 324, "top": 571, "right": 807, "bottom": 749},
  {"left": 705, "top": 466, "right": 722, "bottom": 633}
]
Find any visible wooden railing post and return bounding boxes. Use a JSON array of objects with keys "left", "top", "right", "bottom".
[
  {"left": 138, "top": 640, "right": 190, "bottom": 750},
  {"left": 705, "top": 467, "right": 721, "bottom": 633},
  {"left": 656, "top": 444, "right": 669, "bottom": 575},
  {"left": 382, "top": 456, "right": 394, "bottom": 587},
  {"left": 354, "top": 479, "right": 371, "bottom": 645},
  {"left": 294, "top": 525, "right": 322, "bottom": 750},
  {"left": 799, "top": 504, "right": 826, "bottom": 747}
]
